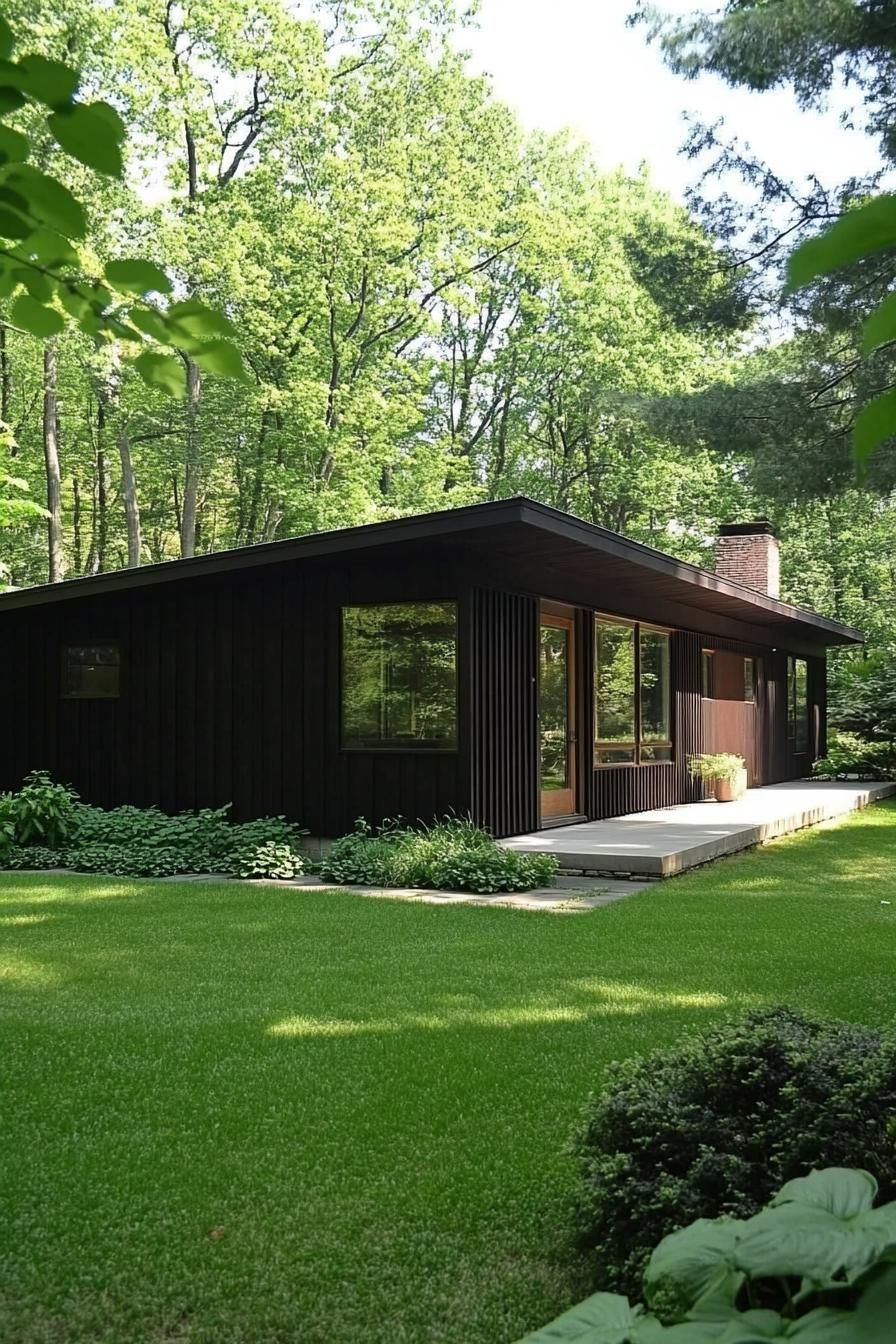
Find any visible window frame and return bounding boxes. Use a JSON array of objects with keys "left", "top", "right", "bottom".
[
  {"left": 701, "top": 649, "right": 715, "bottom": 700},
  {"left": 744, "top": 657, "right": 756, "bottom": 704},
  {"left": 787, "top": 655, "right": 810, "bottom": 754},
  {"left": 339, "top": 598, "right": 459, "bottom": 754},
  {"left": 61, "top": 641, "right": 121, "bottom": 700},
  {"left": 593, "top": 615, "right": 673, "bottom": 768}
]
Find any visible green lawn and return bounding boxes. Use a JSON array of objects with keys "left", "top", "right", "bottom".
[{"left": 2, "top": 802, "right": 896, "bottom": 1344}]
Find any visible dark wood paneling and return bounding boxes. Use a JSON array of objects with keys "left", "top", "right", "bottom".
[{"left": 469, "top": 587, "right": 539, "bottom": 837}]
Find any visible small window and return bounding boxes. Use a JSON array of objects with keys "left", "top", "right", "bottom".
[
  {"left": 787, "top": 656, "right": 809, "bottom": 753},
  {"left": 744, "top": 658, "right": 755, "bottom": 703},
  {"left": 62, "top": 643, "right": 120, "bottom": 699},
  {"left": 701, "top": 650, "right": 714, "bottom": 699},
  {"left": 341, "top": 601, "right": 457, "bottom": 749}
]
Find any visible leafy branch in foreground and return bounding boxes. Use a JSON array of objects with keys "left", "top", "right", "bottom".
[
  {"left": 0, "top": 15, "right": 247, "bottom": 395},
  {"left": 518, "top": 1167, "right": 896, "bottom": 1343},
  {"left": 787, "top": 196, "right": 896, "bottom": 472}
]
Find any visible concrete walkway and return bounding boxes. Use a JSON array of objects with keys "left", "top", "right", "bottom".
[
  {"left": 501, "top": 779, "right": 896, "bottom": 878},
  {"left": 252, "top": 872, "right": 650, "bottom": 913}
]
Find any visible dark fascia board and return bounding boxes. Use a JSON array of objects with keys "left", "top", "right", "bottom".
[{"left": 0, "top": 495, "right": 863, "bottom": 645}]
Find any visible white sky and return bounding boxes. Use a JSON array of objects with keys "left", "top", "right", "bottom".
[{"left": 466, "top": 0, "right": 881, "bottom": 200}]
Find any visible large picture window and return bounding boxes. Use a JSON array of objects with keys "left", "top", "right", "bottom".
[
  {"left": 594, "top": 619, "right": 672, "bottom": 765},
  {"left": 341, "top": 601, "right": 457, "bottom": 749},
  {"left": 787, "top": 656, "right": 809, "bottom": 753}
]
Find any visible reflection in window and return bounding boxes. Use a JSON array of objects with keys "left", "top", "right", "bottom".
[
  {"left": 744, "top": 657, "right": 755, "bottom": 703},
  {"left": 540, "top": 623, "right": 570, "bottom": 791},
  {"left": 62, "top": 643, "right": 120, "bottom": 698},
  {"left": 595, "top": 621, "right": 635, "bottom": 763},
  {"left": 788, "top": 656, "right": 809, "bottom": 753},
  {"left": 594, "top": 620, "right": 672, "bottom": 765},
  {"left": 341, "top": 602, "right": 457, "bottom": 749}
]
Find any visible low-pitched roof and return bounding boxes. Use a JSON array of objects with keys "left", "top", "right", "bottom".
[{"left": 0, "top": 496, "right": 861, "bottom": 646}]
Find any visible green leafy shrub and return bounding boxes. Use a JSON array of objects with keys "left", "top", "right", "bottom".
[
  {"left": 67, "top": 841, "right": 185, "bottom": 878},
  {"left": 572, "top": 1006, "right": 896, "bottom": 1299},
  {"left": 0, "top": 771, "right": 79, "bottom": 848},
  {"left": 229, "top": 840, "right": 305, "bottom": 880},
  {"left": 813, "top": 729, "right": 896, "bottom": 780},
  {"left": 1, "top": 844, "right": 65, "bottom": 870},
  {"left": 518, "top": 1167, "right": 896, "bottom": 1343},
  {"left": 687, "top": 752, "right": 745, "bottom": 784},
  {"left": 319, "top": 816, "right": 557, "bottom": 893}
]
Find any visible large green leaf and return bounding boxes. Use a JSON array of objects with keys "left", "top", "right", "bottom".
[
  {"left": 47, "top": 101, "right": 125, "bottom": 177},
  {"left": 0, "top": 86, "right": 25, "bottom": 115},
  {"left": 647, "top": 1221, "right": 741, "bottom": 1307},
  {"left": 0, "top": 18, "right": 13, "bottom": 60},
  {"left": 104, "top": 259, "right": 172, "bottom": 295},
  {"left": 14, "top": 55, "right": 79, "bottom": 107},
  {"left": 787, "top": 197, "right": 896, "bottom": 292},
  {"left": 862, "top": 294, "right": 896, "bottom": 355},
  {"left": 733, "top": 1204, "right": 876, "bottom": 1284},
  {"left": 854, "top": 390, "right": 896, "bottom": 469},
  {"left": 22, "top": 228, "right": 78, "bottom": 268},
  {"left": 128, "top": 306, "right": 170, "bottom": 342},
  {"left": 6, "top": 165, "right": 86, "bottom": 238},
  {"left": 513, "top": 1291, "right": 666, "bottom": 1344},
  {"left": 852, "top": 1263, "right": 896, "bottom": 1343},
  {"left": 14, "top": 267, "right": 54, "bottom": 302},
  {"left": 11, "top": 292, "right": 64, "bottom": 338},
  {"left": 191, "top": 338, "right": 249, "bottom": 380},
  {"left": 134, "top": 350, "right": 185, "bottom": 398},
  {"left": 167, "top": 298, "right": 238, "bottom": 339},
  {"left": 785, "top": 1307, "right": 861, "bottom": 1343},
  {"left": 773, "top": 1170, "right": 878, "bottom": 1220},
  {"left": 0, "top": 204, "right": 30, "bottom": 238},
  {"left": 0, "top": 125, "right": 28, "bottom": 164}
]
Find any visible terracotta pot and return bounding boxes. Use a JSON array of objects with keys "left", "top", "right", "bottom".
[{"left": 713, "top": 768, "right": 747, "bottom": 802}]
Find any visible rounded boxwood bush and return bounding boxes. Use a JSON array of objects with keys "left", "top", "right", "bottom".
[{"left": 572, "top": 1006, "right": 896, "bottom": 1298}]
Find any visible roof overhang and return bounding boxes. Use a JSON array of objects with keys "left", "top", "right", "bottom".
[{"left": 0, "top": 496, "right": 862, "bottom": 647}]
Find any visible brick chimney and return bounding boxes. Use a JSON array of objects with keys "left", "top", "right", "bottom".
[{"left": 714, "top": 521, "right": 780, "bottom": 598}]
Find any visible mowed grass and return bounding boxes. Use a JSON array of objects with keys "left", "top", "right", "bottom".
[{"left": 2, "top": 802, "right": 896, "bottom": 1344}]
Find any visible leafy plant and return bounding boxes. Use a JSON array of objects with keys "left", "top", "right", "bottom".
[
  {"left": 0, "top": 18, "right": 246, "bottom": 391},
  {"left": 687, "top": 752, "right": 745, "bottom": 784},
  {"left": 572, "top": 1006, "right": 896, "bottom": 1299},
  {"left": 319, "top": 815, "right": 558, "bottom": 894},
  {"left": 1, "top": 843, "right": 64, "bottom": 870},
  {"left": 0, "top": 770, "right": 79, "bottom": 848},
  {"left": 813, "top": 730, "right": 896, "bottom": 781},
  {"left": 518, "top": 1167, "right": 896, "bottom": 1343},
  {"left": 229, "top": 841, "right": 304, "bottom": 881}
]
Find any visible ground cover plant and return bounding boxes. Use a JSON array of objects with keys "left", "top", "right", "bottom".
[
  {"left": 0, "top": 773, "right": 306, "bottom": 879},
  {"left": 520, "top": 1167, "right": 896, "bottom": 1343},
  {"left": 2, "top": 800, "right": 896, "bottom": 1343},
  {"left": 319, "top": 815, "right": 558, "bottom": 893}
]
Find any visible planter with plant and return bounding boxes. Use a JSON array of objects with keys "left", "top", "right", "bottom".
[{"left": 688, "top": 751, "right": 747, "bottom": 801}]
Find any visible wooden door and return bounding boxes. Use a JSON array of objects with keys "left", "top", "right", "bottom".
[{"left": 539, "top": 611, "right": 577, "bottom": 820}]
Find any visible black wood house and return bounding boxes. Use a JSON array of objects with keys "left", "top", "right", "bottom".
[{"left": 0, "top": 498, "right": 861, "bottom": 838}]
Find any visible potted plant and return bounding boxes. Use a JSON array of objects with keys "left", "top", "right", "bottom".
[{"left": 688, "top": 752, "right": 748, "bottom": 802}]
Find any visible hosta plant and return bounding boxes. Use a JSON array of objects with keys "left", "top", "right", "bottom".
[{"left": 518, "top": 1167, "right": 896, "bottom": 1342}]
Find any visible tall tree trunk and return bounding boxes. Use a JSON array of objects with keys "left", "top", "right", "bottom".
[
  {"left": 43, "top": 343, "right": 63, "bottom": 583},
  {"left": 180, "top": 357, "right": 201, "bottom": 557},
  {"left": 72, "top": 475, "right": 82, "bottom": 573},
  {"left": 0, "top": 324, "right": 11, "bottom": 432},
  {"left": 118, "top": 422, "right": 142, "bottom": 566},
  {"left": 87, "top": 397, "right": 109, "bottom": 574}
]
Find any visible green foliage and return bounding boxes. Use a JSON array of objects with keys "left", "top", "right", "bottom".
[
  {"left": 571, "top": 1006, "right": 896, "bottom": 1299},
  {"left": 0, "top": 21, "right": 245, "bottom": 392},
  {"left": 829, "top": 655, "right": 896, "bottom": 742},
  {"left": 0, "top": 769, "right": 78, "bottom": 848},
  {"left": 0, "top": 843, "right": 61, "bottom": 869},
  {"left": 230, "top": 840, "right": 304, "bottom": 881},
  {"left": 319, "top": 816, "right": 558, "bottom": 894},
  {"left": 686, "top": 752, "right": 745, "bottom": 784},
  {"left": 518, "top": 1168, "right": 896, "bottom": 1343},
  {"left": 813, "top": 730, "right": 896, "bottom": 781}
]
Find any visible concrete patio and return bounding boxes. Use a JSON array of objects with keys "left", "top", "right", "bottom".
[{"left": 501, "top": 779, "right": 896, "bottom": 878}]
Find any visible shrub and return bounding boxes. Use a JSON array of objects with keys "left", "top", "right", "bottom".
[
  {"left": 319, "top": 815, "right": 557, "bottom": 893},
  {"left": 67, "top": 841, "right": 185, "bottom": 878},
  {"left": 829, "top": 652, "right": 896, "bottom": 742},
  {"left": 571, "top": 1006, "right": 896, "bottom": 1299},
  {"left": 1, "top": 844, "right": 65, "bottom": 870},
  {"left": 687, "top": 752, "right": 745, "bottom": 784},
  {"left": 813, "top": 729, "right": 896, "bottom": 780},
  {"left": 0, "top": 770, "right": 79, "bottom": 849},
  {"left": 518, "top": 1167, "right": 896, "bottom": 1343}
]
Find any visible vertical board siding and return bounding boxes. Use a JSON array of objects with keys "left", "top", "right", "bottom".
[{"left": 469, "top": 587, "right": 539, "bottom": 837}]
